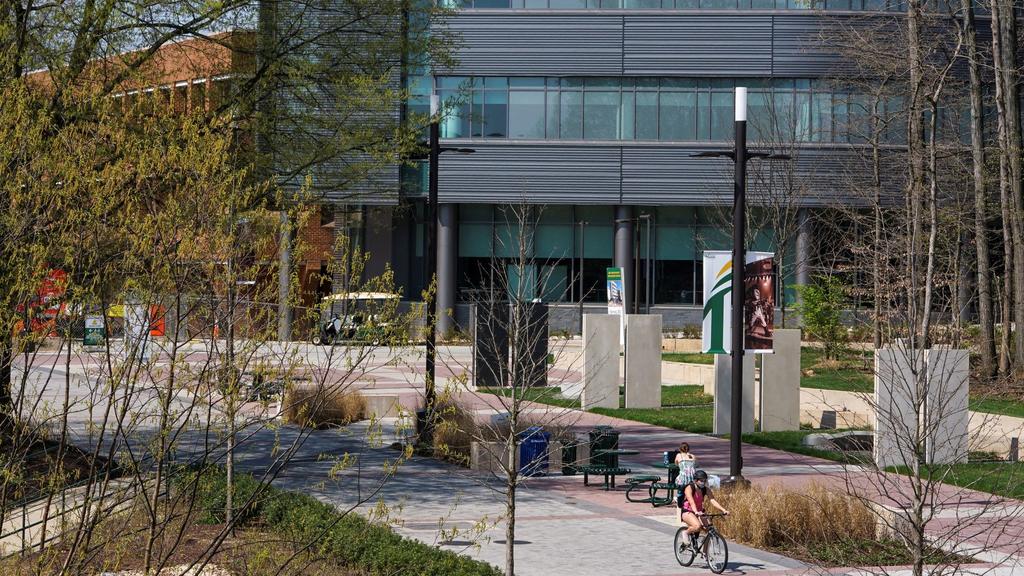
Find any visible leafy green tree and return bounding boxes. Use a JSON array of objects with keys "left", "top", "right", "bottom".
[{"left": 795, "top": 275, "right": 847, "bottom": 360}]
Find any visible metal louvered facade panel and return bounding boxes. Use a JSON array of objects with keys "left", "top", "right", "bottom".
[
  {"left": 440, "top": 15, "right": 624, "bottom": 76},
  {"left": 623, "top": 16, "right": 773, "bottom": 76},
  {"left": 436, "top": 144, "right": 623, "bottom": 203},
  {"left": 435, "top": 142, "right": 878, "bottom": 206}
]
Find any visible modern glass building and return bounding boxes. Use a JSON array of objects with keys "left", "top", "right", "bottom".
[{"left": 343, "top": 3, "right": 912, "bottom": 332}]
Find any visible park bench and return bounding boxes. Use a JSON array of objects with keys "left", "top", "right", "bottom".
[{"left": 580, "top": 465, "right": 632, "bottom": 490}]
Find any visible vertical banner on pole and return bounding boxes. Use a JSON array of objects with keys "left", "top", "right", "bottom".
[
  {"left": 702, "top": 251, "right": 775, "bottom": 354},
  {"left": 606, "top": 267, "right": 625, "bottom": 346},
  {"left": 702, "top": 251, "right": 732, "bottom": 354},
  {"left": 743, "top": 253, "right": 775, "bottom": 353}
]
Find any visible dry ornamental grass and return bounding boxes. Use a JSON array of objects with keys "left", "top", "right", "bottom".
[
  {"left": 716, "top": 482, "right": 875, "bottom": 550},
  {"left": 282, "top": 387, "right": 367, "bottom": 429}
]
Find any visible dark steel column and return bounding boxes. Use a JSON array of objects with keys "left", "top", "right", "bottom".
[
  {"left": 614, "top": 205, "right": 634, "bottom": 314},
  {"left": 437, "top": 203, "right": 458, "bottom": 336},
  {"left": 729, "top": 88, "right": 748, "bottom": 485},
  {"left": 424, "top": 97, "right": 440, "bottom": 440}
]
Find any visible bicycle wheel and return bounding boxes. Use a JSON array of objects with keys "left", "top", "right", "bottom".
[
  {"left": 703, "top": 531, "right": 729, "bottom": 574},
  {"left": 673, "top": 527, "right": 696, "bottom": 567}
]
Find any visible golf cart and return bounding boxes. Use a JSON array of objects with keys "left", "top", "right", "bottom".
[{"left": 312, "top": 291, "right": 401, "bottom": 345}]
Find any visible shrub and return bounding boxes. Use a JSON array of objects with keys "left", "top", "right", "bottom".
[
  {"left": 283, "top": 386, "right": 367, "bottom": 429},
  {"left": 186, "top": 467, "right": 502, "bottom": 576},
  {"left": 716, "top": 482, "right": 874, "bottom": 550},
  {"left": 183, "top": 465, "right": 268, "bottom": 525}
]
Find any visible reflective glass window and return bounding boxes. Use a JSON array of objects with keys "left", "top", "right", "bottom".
[
  {"left": 509, "top": 90, "right": 546, "bottom": 138},
  {"left": 584, "top": 91, "right": 620, "bottom": 139}
]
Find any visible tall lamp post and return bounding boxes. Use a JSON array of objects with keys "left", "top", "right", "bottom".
[
  {"left": 423, "top": 95, "right": 474, "bottom": 445},
  {"left": 692, "top": 87, "right": 789, "bottom": 486}
]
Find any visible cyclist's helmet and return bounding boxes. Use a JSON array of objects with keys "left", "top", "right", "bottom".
[{"left": 693, "top": 470, "right": 708, "bottom": 483}]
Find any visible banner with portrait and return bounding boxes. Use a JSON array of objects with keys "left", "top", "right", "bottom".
[{"left": 701, "top": 251, "right": 775, "bottom": 354}]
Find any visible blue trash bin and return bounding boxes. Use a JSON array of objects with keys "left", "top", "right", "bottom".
[{"left": 518, "top": 426, "right": 551, "bottom": 477}]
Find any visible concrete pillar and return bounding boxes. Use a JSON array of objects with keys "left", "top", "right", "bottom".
[
  {"left": 614, "top": 205, "right": 634, "bottom": 314},
  {"left": 795, "top": 208, "right": 812, "bottom": 289},
  {"left": 625, "top": 314, "right": 662, "bottom": 408},
  {"left": 925, "top": 348, "right": 969, "bottom": 464},
  {"left": 583, "top": 314, "right": 620, "bottom": 409},
  {"left": 760, "top": 329, "right": 801, "bottom": 431},
  {"left": 437, "top": 204, "right": 458, "bottom": 336},
  {"left": 713, "top": 353, "right": 755, "bottom": 435},
  {"left": 874, "top": 348, "right": 918, "bottom": 469},
  {"left": 277, "top": 211, "right": 293, "bottom": 341}
]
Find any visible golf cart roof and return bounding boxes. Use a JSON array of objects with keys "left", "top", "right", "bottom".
[{"left": 323, "top": 291, "right": 400, "bottom": 301}]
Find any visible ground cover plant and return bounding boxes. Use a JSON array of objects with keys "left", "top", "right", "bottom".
[{"left": 185, "top": 467, "right": 501, "bottom": 576}]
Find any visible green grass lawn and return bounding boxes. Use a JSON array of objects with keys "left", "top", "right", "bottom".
[
  {"left": 968, "top": 397, "right": 1024, "bottom": 419},
  {"left": 662, "top": 352, "right": 714, "bottom": 365},
  {"left": 885, "top": 462, "right": 1024, "bottom": 500},
  {"left": 591, "top": 405, "right": 714, "bottom": 433},
  {"left": 479, "top": 384, "right": 715, "bottom": 433},
  {"left": 738, "top": 429, "right": 862, "bottom": 464},
  {"left": 663, "top": 347, "right": 876, "bottom": 393}
]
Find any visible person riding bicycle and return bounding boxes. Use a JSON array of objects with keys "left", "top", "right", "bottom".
[{"left": 679, "top": 470, "right": 729, "bottom": 549}]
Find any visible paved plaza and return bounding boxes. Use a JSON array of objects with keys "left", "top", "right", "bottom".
[{"left": 12, "top": 341, "right": 1024, "bottom": 575}]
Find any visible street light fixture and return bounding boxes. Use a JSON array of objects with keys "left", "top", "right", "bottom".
[
  {"left": 422, "top": 94, "right": 475, "bottom": 446},
  {"left": 691, "top": 87, "right": 790, "bottom": 488}
]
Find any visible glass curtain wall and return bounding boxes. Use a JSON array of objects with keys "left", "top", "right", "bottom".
[
  {"left": 454, "top": 0, "right": 905, "bottom": 10},
  {"left": 432, "top": 77, "right": 927, "bottom": 145},
  {"left": 454, "top": 204, "right": 784, "bottom": 305}
]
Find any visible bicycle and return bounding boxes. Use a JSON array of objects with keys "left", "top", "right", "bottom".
[{"left": 673, "top": 513, "right": 729, "bottom": 574}]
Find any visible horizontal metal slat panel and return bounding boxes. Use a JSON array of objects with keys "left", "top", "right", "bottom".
[
  {"left": 623, "top": 16, "right": 773, "bottom": 76},
  {"left": 772, "top": 15, "right": 835, "bottom": 76},
  {"left": 438, "top": 15, "right": 624, "bottom": 76},
  {"left": 437, "top": 144, "right": 622, "bottom": 203}
]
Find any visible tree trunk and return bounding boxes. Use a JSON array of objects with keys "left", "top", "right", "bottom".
[
  {"left": 0, "top": 333, "right": 11, "bottom": 429},
  {"left": 1004, "top": 4, "right": 1024, "bottom": 367},
  {"left": 920, "top": 100, "right": 939, "bottom": 346},
  {"left": 992, "top": 0, "right": 1016, "bottom": 374},
  {"left": 906, "top": 0, "right": 926, "bottom": 352},
  {"left": 963, "top": 0, "right": 995, "bottom": 379},
  {"left": 505, "top": 436, "right": 517, "bottom": 576},
  {"left": 872, "top": 112, "right": 884, "bottom": 350}
]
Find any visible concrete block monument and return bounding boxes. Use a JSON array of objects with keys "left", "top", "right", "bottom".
[
  {"left": 582, "top": 314, "right": 620, "bottom": 409},
  {"left": 760, "top": 328, "right": 801, "bottom": 431},
  {"left": 713, "top": 353, "right": 755, "bottom": 435},
  {"left": 625, "top": 314, "right": 662, "bottom": 409},
  {"left": 924, "top": 348, "right": 969, "bottom": 464},
  {"left": 874, "top": 348, "right": 918, "bottom": 468}
]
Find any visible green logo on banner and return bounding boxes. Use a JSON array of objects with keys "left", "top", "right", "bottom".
[{"left": 702, "top": 268, "right": 732, "bottom": 354}]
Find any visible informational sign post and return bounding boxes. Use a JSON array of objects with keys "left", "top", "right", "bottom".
[
  {"left": 83, "top": 315, "right": 105, "bottom": 347},
  {"left": 702, "top": 251, "right": 774, "bottom": 354},
  {"left": 606, "top": 267, "right": 625, "bottom": 346}
]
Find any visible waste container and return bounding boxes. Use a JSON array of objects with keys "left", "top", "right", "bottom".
[
  {"left": 589, "top": 426, "right": 620, "bottom": 468},
  {"left": 561, "top": 438, "right": 578, "bottom": 475},
  {"left": 518, "top": 426, "right": 551, "bottom": 476}
]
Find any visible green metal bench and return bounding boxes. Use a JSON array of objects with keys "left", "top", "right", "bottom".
[{"left": 580, "top": 465, "right": 632, "bottom": 490}]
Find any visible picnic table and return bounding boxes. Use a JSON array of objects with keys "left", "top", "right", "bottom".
[
  {"left": 623, "top": 461, "right": 681, "bottom": 507},
  {"left": 581, "top": 449, "right": 639, "bottom": 490}
]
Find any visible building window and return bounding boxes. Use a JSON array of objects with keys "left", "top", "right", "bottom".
[{"left": 432, "top": 75, "right": 941, "bottom": 145}]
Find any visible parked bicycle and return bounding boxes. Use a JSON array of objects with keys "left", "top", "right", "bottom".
[{"left": 673, "top": 512, "right": 729, "bottom": 573}]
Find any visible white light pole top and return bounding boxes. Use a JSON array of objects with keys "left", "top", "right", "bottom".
[
  {"left": 735, "top": 87, "right": 747, "bottom": 122},
  {"left": 431, "top": 94, "right": 440, "bottom": 116}
]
